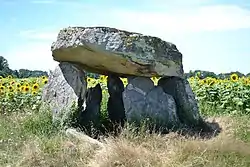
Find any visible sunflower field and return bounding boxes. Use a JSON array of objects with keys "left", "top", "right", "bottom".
[
  {"left": 0, "top": 75, "right": 48, "bottom": 113},
  {"left": 190, "top": 73, "right": 250, "bottom": 115},
  {"left": 1, "top": 73, "right": 250, "bottom": 115}
]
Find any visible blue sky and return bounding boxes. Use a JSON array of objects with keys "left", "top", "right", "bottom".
[{"left": 0, "top": 0, "right": 250, "bottom": 74}]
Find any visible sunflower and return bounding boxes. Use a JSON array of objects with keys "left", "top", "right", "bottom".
[
  {"left": 32, "top": 83, "right": 39, "bottom": 91},
  {"left": 16, "top": 88, "right": 22, "bottom": 93},
  {"left": 151, "top": 76, "right": 157, "bottom": 81},
  {"left": 189, "top": 77, "right": 195, "bottom": 81},
  {"left": 42, "top": 79, "right": 48, "bottom": 85},
  {"left": 198, "top": 79, "right": 205, "bottom": 85},
  {"left": 0, "top": 85, "right": 5, "bottom": 91},
  {"left": 209, "top": 79, "right": 216, "bottom": 86},
  {"left": 7, "top": 75, "right": 12, "bottom": 79},
  {"left": 91, "top": 80, "right": 97, "bottom": 85},
  {"left": 121, "top": 78, "right": 128, "bottom": 85},
  {"left": 247, "top": 80, "right": 250, "bottom": 85},
  {"left": 21, "top": 86, "right": 25, "bottom": 91},
  {"left": 151, "top": 76, "right": 159, "bottom": 85},
  {"left": 230, "top": 73, "right": 239, "bottom": 82},
  {"left": 203, "top": 79, "right": 207, "bottom": 84},
  {"left": 42, "top": 76, "right": 47, "bottom": 80},
  {"left": 99, "top": 75, "right": 107, "bottom": 82},
  {"left": 10, "top": 80, "right": 15, "bottom": 85},
  {"left": 0, "top": 76, "right": 3, "bottom": 79},
  {"left": 244, "top": 78, "right": 250, "bottom": 85},
  {"left": 16, "top": 83, "right": 21, "bottom": 88},
  {"left": 87, "top": 77, "right": 93, "bottom": 83},
  {"left": 31, "top": 91, "right": 37, "bottom": 95},
  {"left": 23, "top": 86, "right": 30, "bottom": 93},
  {"left": 8, "top": 85, "right": 14, "bottom": 92}
]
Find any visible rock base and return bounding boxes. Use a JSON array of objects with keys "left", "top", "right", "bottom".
[
  {"left": 158, "top": 76, "right": 201, "bottom": 127},
  {"left": 41, "top": 62, "right": 87, "bottom": 126},
  {"left": 41, "top": 62, "right": 203, "bottom": 135},
  {"left": 123, "top": 77, "right": 180, "bottom": 130}
]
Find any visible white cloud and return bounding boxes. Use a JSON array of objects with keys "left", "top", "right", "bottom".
[
  {"left": 19, "top": 30, "right": 58, "bottom": 41},
  {"left": 19, "top": 5, "right": 250, "bottom": 41},
  {"left": 110, "top": 5, "right": 250, "bottom": 35},
  {"left": 6, "top": 42, "right": 58, "bottom": 71},
  {"left": 18, "top": 4, "right": 250, "bottom": 40}
]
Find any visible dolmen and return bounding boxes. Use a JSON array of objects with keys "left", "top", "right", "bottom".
[{"left": 41, "top": 26, "right": 205, "bottom": 134}]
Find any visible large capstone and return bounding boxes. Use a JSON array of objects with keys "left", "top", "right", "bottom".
[
  {"left": 51, "top": 26, "right": 184, "bottom": 78},
  {"left": 158, "top": 76, "right": 201, "bottom": 127},
  {"left": 122, "top": 77, "right": 180, "bottom": 129},
  {"left": 41, "top": 62, "right": 87, "bottom": 125}
]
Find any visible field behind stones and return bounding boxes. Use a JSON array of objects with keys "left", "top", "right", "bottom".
[{"left": 0, "top": 74, "right": 250, "bottom": 167}]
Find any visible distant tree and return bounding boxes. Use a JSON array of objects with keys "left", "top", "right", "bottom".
[
  {"left": 0, "top": 56, "right": 48, "bottom": 78},
  {"left": 18, "top": 69, "right": 48, "bottom": 78},
  {"left": 0, "top": 56, "right": 13, "bottom": 77},
  {"left": 0, "top": 56, "right": 9, "bottom": 71}
]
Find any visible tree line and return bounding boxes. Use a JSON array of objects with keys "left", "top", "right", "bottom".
[
  {"left": 185, "top": 70, "right": 250, "bottom": 79},
  {"left": 0, "top": 56, "right": 48, "bottom": 78},
  {"left": 1, "top": 55, "right": 249, "bottom": 79}
]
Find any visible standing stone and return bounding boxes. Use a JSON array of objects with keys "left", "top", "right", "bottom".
[
  {"left": 144, "top": 86, "right": 180, "bottom": 129},
  {"left": 158, "top": 76, "right": 201, "bottom": 127},
  {"left": 77, "top": 83, "right": 102, "bottom": 135},
  {"left": 122, "top": 77, "right": 180, "bottom": 129},
  {"left": 107, "top": 75, "right": 126, "bottom": 127},
  {"left": 41, "top": 62, "right": 87, "bottom": 125}
]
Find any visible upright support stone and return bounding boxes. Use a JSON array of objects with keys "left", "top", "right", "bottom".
[
  {"left": 107, "top": 75, "right": 126, "bottom": 127},
  {"left": 78, "top": 83, "right": 102, "bottom": 135},
  {"left": 41, "top": 62, "right": 87, "bottom": 125},
  {"left": 158, "top": 76, "right": 201, "bottom": 127},
  {"left": 122, "top": 76, "right": 180, "bottom": 130}
]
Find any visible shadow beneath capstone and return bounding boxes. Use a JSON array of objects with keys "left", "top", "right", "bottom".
[
  {"left": 66, "top": 70, "right": 127, "bottom": 139},
  {"left": 70, "top": 111, "right": 222, "bottom": 140},
  {"left": 175, "top": 119, "right": 222, "bottom": 140},
  {"left": 112, "top": 118, "right": 222, "bottom": 140}
]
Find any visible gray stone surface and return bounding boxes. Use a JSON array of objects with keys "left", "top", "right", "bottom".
[
  {"left": 122, "top": 77, "right": 179, "bottom": 129},
  {"left": 158, "top": 76, "right": 201, "bottom": 126},
  {"left": 51, "top": 26, "right": 184, "bottom": 78},
  {"left": 77, "top": 83, "right": 102, "bottom": 134},
  {"left": 41, "top": 62, "right": 87, "bottom": 124},
  {"left": 107, "top": 75, "right": 126, "bottom": 126}
]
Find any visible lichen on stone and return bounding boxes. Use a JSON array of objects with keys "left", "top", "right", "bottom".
[{"left": 51, "top": 26, "right": 184, "bottom": 77}]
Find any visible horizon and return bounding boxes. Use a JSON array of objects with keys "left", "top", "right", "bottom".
[{"left": 0, "top": 0, "right": 250, "bottom": 74}]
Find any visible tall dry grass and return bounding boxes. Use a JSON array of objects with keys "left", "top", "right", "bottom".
[{"left": 1, "top": 110, "right": 249, "bottom": 167}]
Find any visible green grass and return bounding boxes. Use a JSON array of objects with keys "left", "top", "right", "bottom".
[
  {"left": 0, "top": 102, "right": 250, "bottom": 166},
  {"left": 233, "top": 116, "right": 250, "bottom": 142}
]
